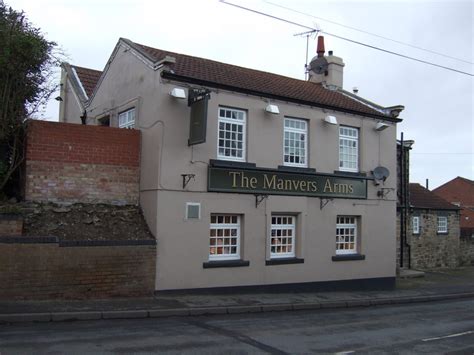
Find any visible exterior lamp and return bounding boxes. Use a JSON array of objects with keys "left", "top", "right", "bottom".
[
  {"left": 265, "top": 104, "right": 280, "bottom": 115},
  {"left": 323, "top": 115, "right": 338, "bottom": 125},
  {"left": 170, "top": 88, "right": 186, "bottom": 99},
  {"left": 375, "top": 122, "right": 390, "bottom": 131}
]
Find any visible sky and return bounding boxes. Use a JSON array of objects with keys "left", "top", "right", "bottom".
[{"left": 9, "top": 0, "right": 473, "bottom": 189}]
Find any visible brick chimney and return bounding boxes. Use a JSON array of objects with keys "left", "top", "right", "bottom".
[{"left": 308, "top": 36, "right": 345, "bottom": 89}]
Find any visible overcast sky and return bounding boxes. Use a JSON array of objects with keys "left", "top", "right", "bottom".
[{"left": 10, "top": 0, "right": 473, "bottom": 189}]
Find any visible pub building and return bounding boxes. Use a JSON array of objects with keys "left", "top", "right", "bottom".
[{"left": 59, "top": 36, "right": 404, "bottom": 291}]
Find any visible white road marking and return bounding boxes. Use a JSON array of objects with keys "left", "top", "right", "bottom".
[
  {"left": 422, "top": 330, "right": 474, "bottom": 342},
  {"left": 335, "top": 351, "right": 355, "bottom": 355}
]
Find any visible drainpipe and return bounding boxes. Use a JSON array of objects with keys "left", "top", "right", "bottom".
[{"left": 399, "top": 133, "right": 411, "bottom": 269}]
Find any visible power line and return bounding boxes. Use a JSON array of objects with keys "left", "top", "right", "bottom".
[
  {"left": 264, "top": 0, "right": 474, "bottom": 65},
  {"left": 219, "top": 0, "right": 474, "bottom": 77}
]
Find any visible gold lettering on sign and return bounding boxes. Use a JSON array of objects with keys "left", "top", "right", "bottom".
[
  {"left": 229, "top": 171, "right": 240, "bottom": 188},
  {"left": 263, "top": 174, "right": 276, "bottom": 189},
  {"left": 250, "top": 177, "right": 257, "bottom": 189},
  {"left": 309, "top": 181, "right": 317, "bottom": 192},
  {"left": 324, "top": 179, "right": 333, "bottom": 193}
]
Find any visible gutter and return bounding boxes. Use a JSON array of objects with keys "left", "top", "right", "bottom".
[{"left": 161, "top": 71, "right": 402, "bottom": 123}]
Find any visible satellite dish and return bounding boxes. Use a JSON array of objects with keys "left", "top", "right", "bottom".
[
  {"left": 372, "top": 166, "right": 390, "bottom": 182},
  {"left": 309, "top": 57, "right": 328, "bottom": 74}
]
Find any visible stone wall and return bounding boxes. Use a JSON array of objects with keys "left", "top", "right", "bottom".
[
  {"left": 0, "top": 237, "right": 156, "bottom": 300},
  {"left": 405, "top": 210, "right": 460, "bottom": 269},
  {"left": 0, "top": 215, "right": 23, "bottom": 237},
  {"left": 24, "top": 120, "right": 140, "bottom": 205},
  {"left": 459, "top": 235, "right": 474, "bottom": 266}
]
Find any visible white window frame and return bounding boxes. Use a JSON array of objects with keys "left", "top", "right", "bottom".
[
  {"left": 118, "top": 108, "right": 135, "bottom": 129},
  {"left": 283, "top": 118, "right": 308, "bottom": 167},
  {"left": 412, "top": 216, "right": 420, "bottom": 234},
  {"left": 217, "top": 107, "right": 246, "bottom": 161},
  {"left": 437, "top": 216, "right": 448, "bottom": 233},
  {"left": 336, "top": 216, "right": 358, "bottom": 255},
  {"left": 339, "top": 126, "right": 359, "bottom": 172},
  {"left": 209, "top": 214, "right": 240, "bottom": 260},
  {"left": 270, "top": 215, "right": 296, "bottom": 258}
]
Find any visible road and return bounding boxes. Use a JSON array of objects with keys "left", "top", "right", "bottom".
[{"left": 1, "top": 299, "right": 473, "bottom": 354}]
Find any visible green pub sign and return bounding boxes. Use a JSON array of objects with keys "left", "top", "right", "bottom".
[{"left": 208, "top": 166, "right": 367, "bottom": 199}]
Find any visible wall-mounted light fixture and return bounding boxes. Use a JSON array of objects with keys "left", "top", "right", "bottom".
[
  {"left": 170, "top": 88, "right": 186, "bottom": 99},
  {"left": 265, "top": 104, "right": 280, "bottom": 115},
  {"left": 375, "top": 122, "right": 390, "bottom": 131},
  {"left": 323, "top": 115, "right": 337, "bottom": 125},
  {"left": 55, "top": 96, "right": 63, "bottom": 102}
]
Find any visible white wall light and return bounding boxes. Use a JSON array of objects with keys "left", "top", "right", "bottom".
[
  {"left": 265, "top": 104, "right": 280, "bottom": 114},
  {"left": 323, "top": 115, "right": 338, "bottom": 125},
  {"left": 375, "top": 122, "right": 390, "bottom": 131},
  {"left": 170, "top": 88, "right": 186, "bottom": 99}
]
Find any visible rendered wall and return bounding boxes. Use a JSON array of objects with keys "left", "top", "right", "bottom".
[{"left": 24, "top": 120, "right": 140, "bottom": 205}]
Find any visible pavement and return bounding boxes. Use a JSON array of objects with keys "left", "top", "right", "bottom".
[{"left": 1, "top": 267, "right": 474, "bottom": 324}]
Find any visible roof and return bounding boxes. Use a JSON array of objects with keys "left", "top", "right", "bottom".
[
  {"left": 70, "top": 65, "right": 102, "bottom": 98},
  {"left": 409, "top": 183, "right": 459, "bottom": 210},
  {"left": 433, "top": 176, "right": 474, "bottom": 207},
  {"left": 127, "top": 39, "right": 399, "bottom": 121}
]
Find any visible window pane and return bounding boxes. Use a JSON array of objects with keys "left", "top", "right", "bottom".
[
  {"left": 270, "top": 215, "right": 295, "bottom": 258},
  {"left": 336, "top": 216, "right": 357, "bottom": 254},
  {"left": 218, "top": 108, "right": 246, "bottom": 161},
  {"left": 210, "top": 214, "right": 240, "bottom": 260},
  {"left": 283, "top": 118, "right": 307, "bottom": 168}
]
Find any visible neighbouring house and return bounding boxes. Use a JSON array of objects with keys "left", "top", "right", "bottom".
[
  {"left": 433, "top": 177, "right": 474, "bottom": 238},
  {"left": 433, "top": 176, "right": 474, "bottom": 265},
  {"left": 397, "top": 140, "right": 462, "bottom": 269},
  {"left": 405, "top": 183, "right": 460, "bottom": 269},
  {"left": 58, "top": 36, "right": 405, "bottom": 292}
]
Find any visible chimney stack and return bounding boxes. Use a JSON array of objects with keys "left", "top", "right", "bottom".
[
  {"left": 317, "top": 36, "right": 325, "bottom": 57},
  {"left": 308, "top": 36, "right": 345, "bottom": 90}
]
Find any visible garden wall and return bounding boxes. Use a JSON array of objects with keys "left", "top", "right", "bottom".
[
  {"left": 0, "top": 237, "right": 156, "bottom": 300},
  {"left": 24, "top": 120, "right": 140, "bottom": 205}
]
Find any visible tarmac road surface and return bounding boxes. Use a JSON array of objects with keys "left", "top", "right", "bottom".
[{"left": 1, "top": 298, "right": 473, "bottom": 354}]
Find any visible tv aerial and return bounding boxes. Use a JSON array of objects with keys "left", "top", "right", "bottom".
[{"left": 293, "top": 28, "right": 319, "bottom": 80}]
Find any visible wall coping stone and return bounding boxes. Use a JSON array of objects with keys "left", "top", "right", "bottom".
[{"left": 0, "top": 236, "right": 156, "bottom": 247}]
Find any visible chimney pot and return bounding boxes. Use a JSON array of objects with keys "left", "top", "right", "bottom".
[{"left": 317, "top": 36, "right": 325, "bottom": 58}]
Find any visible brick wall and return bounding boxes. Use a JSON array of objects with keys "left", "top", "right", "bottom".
[
  {"left": 0, "top": 215, "right": 23, "bottom": 237},
  {"left": 24, "top": 120, "right": 140, "bottom": 205},
  {"left": 406, "top": 210, "right": 460, "bottom": 269},
  {"left": 0, "top": 238, "right": 156, "bottom": 300}
]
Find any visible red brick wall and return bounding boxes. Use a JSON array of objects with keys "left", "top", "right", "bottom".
[
  {"left": 0, "top": 238, "right": 156, "bottom": 300},
  {"left": 25, "top": 120, "right": 140, "bottom": 204}
]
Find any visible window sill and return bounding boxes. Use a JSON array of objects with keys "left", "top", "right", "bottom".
[
  {"left": 332, "top": 254, "right": 366, "bottom": 262},
  {"left": 437, "top": 232, "right": 448, "bottom": 235},
  {"left": 266, "top": 258, "right": 304, "bottom": 266},
  {"left": 203, "top": 260, "right": 250, "bottom": 268},
  {"left": 277, "top": 166, "right": 316, "bottom": 174},
  {"left": 334, "top": 170, "right": 367, "bottom": 177}
]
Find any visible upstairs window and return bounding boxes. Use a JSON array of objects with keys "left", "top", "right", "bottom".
[
  {"left": 284, "top": 118, "right": 307, "bottom": 167},
  {"left": 339, "top": 126, "right": 358, "bottom": 172},
  {"left": 437, "top": 216, "right": 448, "bottom": 233},
  {"left": 118, "top": 108, "right": 135, "bottom": 129},
  {"left": 217, "top": 107, "right": 246, "bottom": 161}
]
